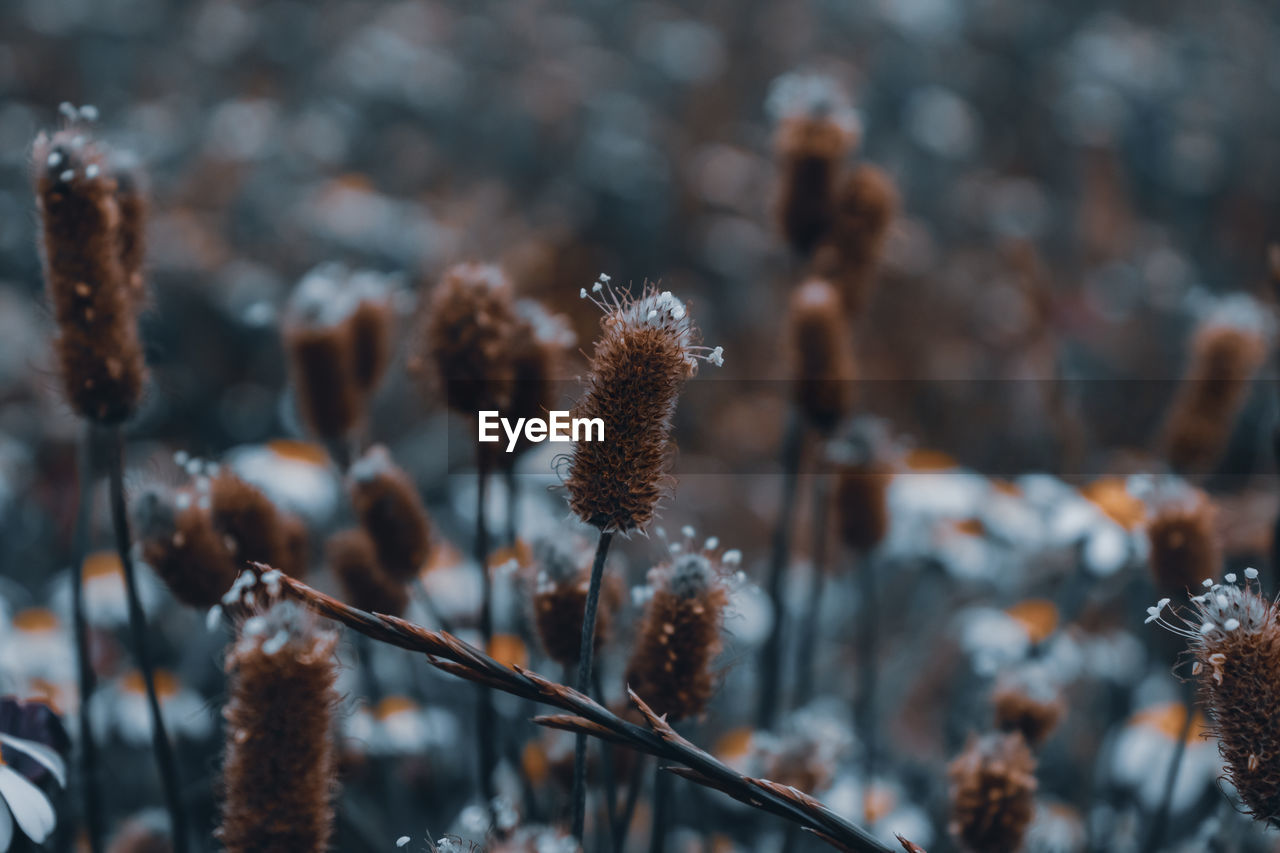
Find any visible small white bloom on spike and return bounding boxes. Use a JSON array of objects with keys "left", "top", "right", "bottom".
[
  {"left": 600, "top": 273, "right": 611, "bottom": 282},
  {"left": 47, "top": 151, "right": 62, "bottom": 168},
  {"left": 1246, "top": 568, "right": 1259, "bottom": 580},
  {"left": 722, "top": 549, "right": 742, "bottom": 565},
  {"left": 580, "top": 288, "right": 588, "bottom": 299},
  {"left": 79, "top": 105, "right": 99, "bottom": 121},
  {"left": 1203, "top": 578, "right": 1214, "bottom": 588},
  {"left": 1200, "top": 622, "right": 1217, "bottom": 635},
  {"left": 705, "top": 536, "right": 719, "bottom": 550},
  {"left": 593, "top": 282, "right": 604, "bottom": 293},
  {"left": 1226, "top": 573, "right": 1237, "bottom": 583},
  {"left": 85, "top": 163, "right": 99, "bottom": 179},
  {"left": 681, "top": 525, "right": 696, "bottom": 539},
  {"left": 1225, "top": 618, "right": 1241, "bottom": 631},
  {"left": 708, "top": 346, "right": 724, "bottom": 366},
  {"left": 59, "top": 169, "right": 74, "bottom": 182},
  {"left": 397, "top": 838, "right": 410, "bottom": 848}
]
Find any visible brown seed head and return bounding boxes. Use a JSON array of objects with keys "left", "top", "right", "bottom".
[
  {"left": 1150, "top": 574, "right": 1280, "bottom": 825},
  {"left": 416, "top": 262, "right": 519, "bottom": 416},
  {"left": 991, "top": 677, "right": 1064, "bottom": 748},
  {"left": 283, "top": 266, "right": 364, "bottom": 441},
  {"left": 529, "top": 535, "right": 619, "bottom": 666},
  {"left": 567, "top": 284, "right": 721, "bottom": 533},
  {"left": 210, "top": 472, "right": 290, "bottom": 572},
  {"left": 948, "top": 732, "right": 1037, "bottom": 853},
  {"left": 1146, "top": 486, "right": 1219, "bottom": 597},
  {"left": 775, "top": 116, "right": 857, "bottom": 257},
  {"left": 348, "top": 445, "right": 432, "bottom": 583},
  {"left": 625, "top": 548, "right": 728, "bottom": 722},
  {"left": 277, "top": 512, "right": 310, "bottom": 579},
  {"left": 346, "top": 269, "right": 398, "bottom": 396},
  {"left": 111, "top": 155, "right": 149, "bottom": 308},
  {"left": 218, "top": 600, "right": 339, "bottom": 853},
  {"left": 1164, "top": 309, "right": 1268, "bottom": 474},
  {"left": 814, "top": 165, "right": 898, "bottom": 318},
  {"left": 788, "top": 279, "right": 856, "bottom": 433},
  {"left": 830, "top": 421, "right": 894, "bottom": 553},
  {"left": 33, "top": 124, "right": 147, "bottom": 423},
  {"left": 134, "top": 487, "right": 239, "bottom": 609},
  {"left": 328, "top": 528, "right": 408, "bottom": 617},
  {"left": 505, "top": 299, "right": 575, "bottom": 461}
]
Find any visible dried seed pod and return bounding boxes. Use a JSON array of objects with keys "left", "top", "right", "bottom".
[
  {"left": 830, "top": 421, "right": 894, "bottom": 554},
  {"left": 1147, "top": 570, "right": 1280, "bottom": 825},
  {"left": 328, "top": 528, "right": 408, "bottom": 617},
  {"left": 346, "top": 269, "right": 397, "bottom": 396},
  {"left": 567, "top": 280, "right": 722, "bottom": 533},
  {"left": 348, "top": 445, "right": 432, "bottom": 583},
  {"left": 277, "top": 512, "right": 310, "bottom": 579},
  {"left": 134, "top": 488, "right": 238, "bottom": 609},
  {"left": 505, "top": 299, "right": 575, "bottom": 461},
  {"left": 788, "top": 279, "right": 856, "bottom": 433},
  {"left": 948, "top": 733, "right": 1037, "bottom": 853},
  {"left": 218, "top": 601, "right": 339, "bottom": 853},
  {"left": 33, "top": 120, "right": 147, "bottom": 424},
  {"left": 1146, "top": 485, "right": 1219, "bottom": 596},
  {"left": 625, "top": 546, "right": 728, "bottom": 722},
  {"left": 1164, "top": 304, "right": 1269, "bottom": 474},
  {"left": 415, "top": 262, "right": 519, "bottom": 416},
  {"left": 283, "top": 266, "right": 363, "bottom": 442},
  {"left": 766, "top": 73, "right": 858, "bottom": 256},
  {"left": 111, "top": 154, "right": 149, "bottom": 307},
  {"left": 992, "top": 677, "right": 1064, "bottom": 748},
  {"left": 815, "top": 165, "right": 898, "bottom": 318},
  {"left": 530, "top": 536, "right": 618, "bottom": 666},
  {"left": 210, "top": 472, "right": 289, "bottom": 572}
]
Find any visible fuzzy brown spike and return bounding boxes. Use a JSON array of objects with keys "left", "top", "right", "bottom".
[
  {"left": 948, "top": 733, "right": 1037, "bottom": 853},
  {"left": 530, "top": 537, "right": 619, "bottom": 666},
  {"left": 348, "top": 445, "right": 432, "bottom": 583},
  {"left": 111, "top": 157, "right": 149, "bottom": 307},
  {"left": 505, "top": 299, "right": 574, "bottom": 460},
  {"left": 283, "top": 314, "right": 361, "bottom": 443},
  {"left": 1151, "top": 576, "right": 1280, "bottom": 825},
  {"left": 347, "top": 294, "right": 394, "bottom": 396},
  {"left": 814, "top": 165, "right": 898, "bottom": 318},
  {"left": 992, "top": 684, "right": 1064, "bottom": 748},
  {"left": 134, "top": 488, "right": 238, "bottom": 609},
  {"left": 788, "top": 279, "right": 856, "bottom": 433},
  {"left": 775, "top": 116, "right": 857, "bottom": 257},
  {"left": 567, "top": 287, "right": 713, "bottom": 533},
  {"left": 210, "top": 472, "right": 290, "bottom": 572},
  {"left": 218, "top": 601, "right": 339, "bottom": 853},
  {"left": 415, "top": 261, "right": 519, "bottom": 416},
  {"left": 33, "top": 127, "right": 147, "bottom": 424},
  {"left": 328, "top": 528, "right": 408, "bottom": 617},
  {"left": 278, "top": 512, "right": 310, "bottom": 579},
  {"left": 1146, "top": 490, "right": 1219, "bottom": 596},
  {"left": 1164, "top": 322, "right": 1267, "bottom": 474},
  {"left": 625, "top": 551, "right": 727, "bottom": 722},
  {"left": 833, "top": 458, "right": 892, "bottom": 555}
]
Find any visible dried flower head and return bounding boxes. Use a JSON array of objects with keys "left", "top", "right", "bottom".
[
  {"left": 766, "top": 73, "right": 859, "bottom": 257},
  {"left": 283, "top": 266, "right": 363, "bottom": 441},
  {"left": 815, "top": 165, "right": 899, "bottom": 318},
  {"left": 505, "top": 299, "right": 576, "bottom": 460},
  {"left": 134, "top": 487, "right": 239, "bottom": 609},
  {"left": 625, "top": 532, "right": 729, "bottom": 722},
  {"left": 530, "top": 534, "right": 620, "bottom": 666},
  {"left": 328, "top": 528, "right": 408, "bottom": 617},
  {"left": 948, "top": 733, "right": 1037, "bottom": 853},
  {"left": 218, "top": 597, "right": 339, "bottom": 853},
  {"left": 111, "top": 153, "right": 149, "bottom": 307},
  {"left": 1164, "top": 296, "right": 1270, "bottom": 474},
  {"left": 415, "top": 261, "right": 519, "bottom": 416},
  {"left": 830, "top": 420, "right": 895, "bottom": 554},
  {"left": 1146, "top": 568, "right": 1280, "bottom": 824},
  {"left": 1142, "top": 479, "right": 1220, "bottom": 596},
  {"left": 348, "top": 445, "right": 432, "bottom": 582},
  {"left": 567, "top": 277, "right": 722, "bottom": 533},
  {"left": 278, "top": 512, "right": 310, "bottom": 579},
  {"left": 210, "top": 471, "right": 292, "bottom": 572},
  {"left": 33, "top": 109, "right": 147, "bottom": 423},
  {"left": 788, "top": 279, "right": 856, "bottom": 433},
  {"left": 345, "top": 269, "right": 398, "bottom": 396},
  {"left": 991, "top": 671, "right": 1064, "bottom": 748}
]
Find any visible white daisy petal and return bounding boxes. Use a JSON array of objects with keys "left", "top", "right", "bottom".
[
  {"left": 0, "top": 801, "right": 13, "bottom": 851},
  {"left": 0, "top": 765, "right": 55, "bottom": 843},
  {"left": 0, "top": 734, "right": 66, "bottom": 788}
]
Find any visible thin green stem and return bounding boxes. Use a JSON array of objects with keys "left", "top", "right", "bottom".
[
  {"left": 71, "top": 424, "right": 104, "bottom": 853},
  {"left": 475, "top": 457, "right": 497, "bottom": 823},
  {"left": 571, "top": 528, "right": 615, "bottom": 841}
]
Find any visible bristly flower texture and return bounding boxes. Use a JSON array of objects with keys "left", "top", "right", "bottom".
[
  {"left": 567, "top": 276, "right": 722, "bottom": 533},
  {"left": 530, "top": 535, "right": 620, "bottom": 666},
  {"left": 625, "top": 532, "right": 731, "bottom": 722},
  {"left": 830, "top": 419, "right": 895, "bottom": 555},
  {"left": 505, "top": 298, "right": 575, "bottom": 461},
  {"left": 348, "top": 445, "right": 433, "bottom": 583},
  {"left": 417, "top": 261, "right": 519, "bottom": 416},
  {"left": 1147, "top": 568, "right": 1280, "bottom": 825},
  {"left": 814, "top": 165, "right": 898, "bottom": 318},
  {"left": 1163, "top": 294, "right": 1270, "bottom": 475},
  {"left": 788, "top": 279, "right": 856, "bottom": 433},
  {"left": 948, "top": 732, "right": 1037, "bottom": 853},
  {"left": 328, "top": 527, "right": 408, "bottom": 617},
  {"left": 135, "top": 485, "right": 240, "bottom": 609},
  {"left": 991, "top": 671, "right": 1064, "bottom": 748},
  {"left": 33, "top": 105, "right": 147, "bottom": 424},
  {"left": 1141, "top": 477, "right": 1220, "bottom": 597},
  {"left": 219, "top": 590, "right": 339, "bottom": 853}
]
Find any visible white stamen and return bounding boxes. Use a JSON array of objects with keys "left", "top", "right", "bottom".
[
  {"left": 1225, "top": 573, "right": 1237, "bottom": 583},
  {"left": 1202, "top": 578, "right": 1214, "bottom": 588},
  {"left": 599, "top": 274, "right": 611, "bottom": 282},
  {"left": 722, "top": 549, "right": 742, "bottom": 565},
  {"left": 59, "top": 169, "right": 74, "bottom": 182},
  {"left": 704, "top": 536, "right": 719, "bottom": 551},
  {"left": 580, "top": 288, "right": 588, "bottom": 299},
  {"left": 1200, "top": 622, "right": 1216, "bottom": 635},
  {"left": 1246, "top": 568, "right": 1259, "bottom": 580},
  {"left": 47, "top": 151, "right": 62, "bottom": 168},
  {"left": 1225, "top": 618, "right": 1241, "bottom": 631},
  {"left": 85, "top": 163, "right": 99, "bottom": 179}
]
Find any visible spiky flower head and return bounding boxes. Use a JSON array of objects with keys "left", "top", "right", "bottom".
[
  {"left": 348, "top": 445, "right": 432, "bottom": 583},
  {"left": 948, "top": 732, "right": 1037, "bottom": 853},
  {"left": 814, "top": 165, "right": 899, "bottom": 318},
  {"left": 505, "top": 298, "right": 576, "bottom": 461},
  {"left": 1147, "top": 568, "right": 1280, "bottom": 824},
  {"left": 529, "top": 534, "right": 620, "bottom": 666},
  {"left": 566, "top": 277, "right": 722, "bottom": 533},
  {"left": 1136, "top": 475, "right": 1219, "bottom": 596},
  {"left": 788, "top": 279, "right": 856, "bottom": 433},
  {"left": 830, "top": 418, "right": 896, "bottom": 554},
  {"left": 625, "top": 528, "right": 731, "bottom": 722},
  {"left": 991, "top": 668, "right": 1064, "bottom": 748}
]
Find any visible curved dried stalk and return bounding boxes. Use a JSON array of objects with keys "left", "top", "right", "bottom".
[{"left": 248, "top": 566, "right": 918, "bottom": 853}]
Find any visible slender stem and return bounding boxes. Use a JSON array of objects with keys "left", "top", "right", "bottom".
[
  {"left": 614, "top": 753, "right": 647, "bottom": 853},
  {"left": 793, "top": 473, "right": 831, "bottom": 708},
  {"left": 592, "top": 667, "right": 620, "bottom": 851},
  {"left": 1141, "top": 681, "right": 1196, "bottom": 853},
  {"left": 105, "top": 428, "right": 188, "bottom": 853},
  {"left": 856, "top": 549, "right": 878, "bottom": 815},
  {"left": 757, "top": 408, "right": 805, "bottom": 730},
  {"left": 649, "top": 760, "right": 670, "bottom": 853},
  {"left": 475, "top": 457, "right": 497, "bottom": 822},
  {"left": 505, "top": 465, "right": 519, "bottom": 550},
  {"left": 571, "top": 529, "right": 615, "bottom": 841},
  {"left": 71, "top": 424, "right": 104, "bottom": 853}
]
